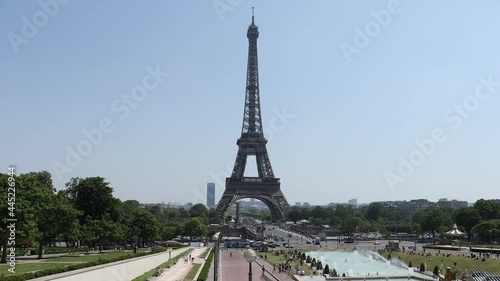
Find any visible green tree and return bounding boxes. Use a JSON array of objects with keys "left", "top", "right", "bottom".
[
  {"left": 17, "top": 172, "right": 57, "bottom": 259},
  {"left": 365, "top": 203, "right": 384, "bottom": 221},
  {"left": 189, "top": 204, "right": 208, "bottom": 218},
  {"left": 163, "top": 207, "right": 181, "bottom": 226},
  {"left": 162, "top": 226, "right": 176, "bottom": 241},
  {"left": 471, "top": 220, "right": 500, "bottom": 242},
  {"left": 454, "top": 207, "right": 481, "bottom": 241},
  {"left": 146, "top": 205, "right": 165, "bottom": 222},
  {"left": 324, "top": 264, "right": 330, "bottom": 274},
  {"left": 36, "top": 196, "right": 80, "bottom": 258},
  {"left": 416, "top": 207, "right": 449, "bottom": 242},
  {"left": 63, "top": 177, "right": 119, "bottom": 224},
  {"left": 207, "top": 208, "right": 221, "bottom": 224},
  {"left": 473, "top": 199, "right": 499, "bottom": 221},
  {"left": 81, "top": 218, "right": 125, "bottom": 251},
  {"left": 287, "top": 206, "right": 302, "bottom": 222},
  {"left": 131, "top": 209, "right": 162, "bottom": 246},
  {"left": 0, "top": 173, "right": 18, "bottom": 263},
  {"left": 180, "top": 218, "right": 207, "bottom": 239}
]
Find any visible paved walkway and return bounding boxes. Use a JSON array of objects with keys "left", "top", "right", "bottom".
[
  {"left": 152, "top": 247, "right": 207, "bottom": 281},
  {"left": 221, "top": 249, "right": 294, "bottom": 281},
  {"left": 31, "top": 247, "right": 190, "bottom": 281}
]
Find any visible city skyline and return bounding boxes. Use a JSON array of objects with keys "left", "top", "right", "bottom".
[{"left": 3, "top": 1, "right": 500, "bottom": 206}]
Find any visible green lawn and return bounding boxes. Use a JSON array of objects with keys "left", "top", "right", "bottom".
[
  {"left": 200, "top": 248, "right": 211, "bottom": 259},
  {"left": 0, "top": 262, "right": 70, "bottom": 275},
  {"left": 41, "top": 251, "right": 133, "bottom": 263},
  {"left": 389, "top": 252, "right": 500, "bottom": 276},
  {"left": 0, "top": 250, "right": 139, "bottom": 276},
  {"left": 184, "top": 263, "right": 202, "bottom": 280},
  {"left": 264, "top": 249, "right": 313, "bottom": 276}
]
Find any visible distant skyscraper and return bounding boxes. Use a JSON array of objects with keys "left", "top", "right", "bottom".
[
  {"left": 348, "top": 199, "right": 357, "bottom": 206},
  {"left": 207, "top": 183, "right": 215, "bottom": 207}
]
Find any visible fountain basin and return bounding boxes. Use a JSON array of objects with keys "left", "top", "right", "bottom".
[{"left": 294, "top": 251, "right": 435, "bottom": 281}]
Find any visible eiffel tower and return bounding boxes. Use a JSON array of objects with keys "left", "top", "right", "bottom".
[{"left": 216, "top": 9, "right": 291, "bottom": 222}]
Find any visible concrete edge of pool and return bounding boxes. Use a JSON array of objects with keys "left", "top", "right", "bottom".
[{"left": 293, "top": 274, "right": 436, "bottom": 281}]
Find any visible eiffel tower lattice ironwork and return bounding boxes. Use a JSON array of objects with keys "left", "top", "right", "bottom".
[{"left": 216, "top": 9, "right": 291, "bottom": 222}]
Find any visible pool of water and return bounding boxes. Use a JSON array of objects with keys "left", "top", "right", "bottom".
[{"left": 306, "top": 250, "right": 433, "bottom": 280}]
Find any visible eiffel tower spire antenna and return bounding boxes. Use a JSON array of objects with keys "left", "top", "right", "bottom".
[
  {"left": 216, "top": 11, "right": 291, "bottom": 223},
  {"left": 252, "top": 7, "right": 254, "bottom": 25}
]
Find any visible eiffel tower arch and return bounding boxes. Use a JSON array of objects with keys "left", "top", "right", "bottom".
[{"left": 216, "top": 10, "right": 291, "bottom": 222}]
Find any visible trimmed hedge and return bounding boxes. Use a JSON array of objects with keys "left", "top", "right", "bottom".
[
  {"left": 423, "top": 245, "right": 500, "bottom": 254},
  {"left": 197, "top": 248, "right": 214, "bottom": 281},
  {"left": 1, "top": 247, "right": 168, "bottom": 281},
  {"left": 15, "top": 247, "right": 89, "bottom": 256}
]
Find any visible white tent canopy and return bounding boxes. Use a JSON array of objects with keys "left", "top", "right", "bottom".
[{"left": 445, "top": 224, "right": 466, "bottom": 237}]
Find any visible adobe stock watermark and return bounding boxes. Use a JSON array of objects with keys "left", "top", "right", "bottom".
[
  {"left": 213, "top": 0, "right": 243, "bottom": 21},
  {"left": 7, "top": 0, "right": 71, "bottom": 54},
  {"left": 339, "top": 0, "right": 407, "bottom": 63},
  {"left": 191, "top": 106, "right": 296, "bottom": 204},
  {"left": 51, "top": 65, "right": 169, "bottom": 182},
  {"left": 384, "top": 74, "right": 500, "bottom": 191}
]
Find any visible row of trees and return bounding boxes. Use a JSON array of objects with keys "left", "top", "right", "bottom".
[
  {"left": 287, "top": 203, "right": 418, "bottom": 236},
  {"left": 414, "top": 200, "right": 500, "bottom": 242},
  {"left": 285, "top": 199, "right": 500, "bottom": 242},
  {"left": 0, "top": 171, "right": 220, "bottom": 263}
]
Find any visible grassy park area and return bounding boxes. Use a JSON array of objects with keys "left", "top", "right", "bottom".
[
  {"left": 0, "top": 250, "right": 133, "bottom": 276},
  {"left": 389, "top": 251, "right": 500, "bottom": 274},
  {"left": 0, "top": 248, "right": 171, "bottom": 280},
  {"left": 184, "top": 263, "right": 202, "bottom": 280}
]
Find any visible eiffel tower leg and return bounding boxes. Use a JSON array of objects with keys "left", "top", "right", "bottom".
[{"left": 215, "top": 194, "right": 235, "bottom": 222}]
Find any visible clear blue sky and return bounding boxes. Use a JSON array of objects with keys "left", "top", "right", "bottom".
[{"left": 2, "top": 0, "right": 500, "bottom": 205}]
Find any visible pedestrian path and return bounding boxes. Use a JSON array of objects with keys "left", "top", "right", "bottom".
[
  {"left": 152, "top": 247, "right": 207, "bottom": 281},
  {"left": 30, "top": 247, "right": 190, "bottom": 281},
  {"left": 220, "top": 249, "right": 294, "bottom": 281}
]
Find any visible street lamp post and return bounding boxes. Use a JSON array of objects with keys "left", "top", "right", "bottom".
[
  {"left": 244, "top": 248, "right": 257, "bottom": 281},
  {"left": 212, "top": 232, "right": 221, "bottom": 281},
  {"left": 414, "top": 231, "right": 417, "bottom": 252},
  {"left": 490, "top": 229, "right": 493, "bottom": 253}
]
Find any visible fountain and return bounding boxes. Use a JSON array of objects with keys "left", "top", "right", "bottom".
[{"left": 299, "top": 250, "right": 435, "bottom": 281}]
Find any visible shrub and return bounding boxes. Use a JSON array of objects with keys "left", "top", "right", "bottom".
[
  {"left": 316, "top": 261, "right": 322, "bottom": 270},
  {"left": 433, "top": 265, "right": 439, "bottom": 276},
  {"left": 324, "top": 264, "right": 330, "bottom": 274}
]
